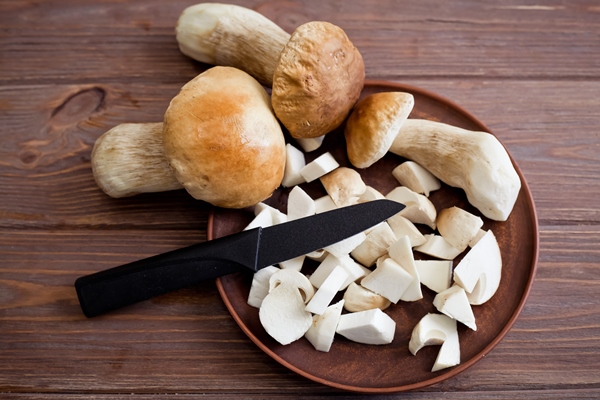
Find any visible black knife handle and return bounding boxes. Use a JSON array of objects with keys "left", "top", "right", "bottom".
[{"left": 75, "top": 228, "right": 262, "bottom": 318}]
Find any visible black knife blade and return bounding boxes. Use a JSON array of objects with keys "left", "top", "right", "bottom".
[{"left": 75, "top": 199, "right": 404, "bottom": 318}]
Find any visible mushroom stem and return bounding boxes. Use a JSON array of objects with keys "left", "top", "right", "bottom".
[
  {"left": 389, "top": 119, "right": 521, "bottom": 221},
  {"left": 91, "top": 123, "right": 182, "bottom": 198},
  {"left": 176, "top": 3, "right": 291, "bottom": 86}
]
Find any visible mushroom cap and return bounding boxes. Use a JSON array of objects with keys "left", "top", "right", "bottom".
[
  {"left": 163, "top": 66, "right": 286, "bottom": 208},
  {"left": 345, "top": 92, "right": 414, "bottom": 169},
  {"left": 271, "top": 21, "right": 365, "bottom": 139}
]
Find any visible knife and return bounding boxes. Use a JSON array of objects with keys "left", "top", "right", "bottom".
[{"left": 75, "top": 199, "right": 405, "bottom": 318}]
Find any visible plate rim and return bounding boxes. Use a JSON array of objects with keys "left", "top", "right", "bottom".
[{"left": 210, "top": 80, "right": 540, "bottom": 393}]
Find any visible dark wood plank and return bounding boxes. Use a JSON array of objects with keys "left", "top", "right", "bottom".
[
  {"left": 0, "top": 226, "right": 598, "bottom": 394},
  {"left": 1, "top": 0, "right": 599, "bottom": 85}
]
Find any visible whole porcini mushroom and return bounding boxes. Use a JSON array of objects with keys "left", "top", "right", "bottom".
[
  {"left": 176, "top": 3, "right": 365, "bottom": 139},
  {"left": 162, "top": 66, "right": 286, "bottom": 208},
  {"left": 345, "top": 92, "right": 414, "bottom": 168},
  {"left": 91, "top": 67, "right": 286, "bottom": 209},
  {"left": 389, "top": 119, "right": 521, "bottom": 221}
]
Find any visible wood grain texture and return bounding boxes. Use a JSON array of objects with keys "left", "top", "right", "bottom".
[{"left": 1, "top": 0, "right": 599, "bottom": 398}]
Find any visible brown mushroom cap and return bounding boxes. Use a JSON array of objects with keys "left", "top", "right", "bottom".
[
  {"left": 271, "top": 21, "right": 365, "bottom": 139},
  {"left": 162, "top": 66, "right": 286, "bottom": 208},
  {"left": 345, "top": 92, "right": 414, "bottom": 169}
]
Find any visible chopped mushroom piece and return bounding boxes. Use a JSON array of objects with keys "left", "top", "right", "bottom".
[
  {"left": 453, "top": 230, "right": 502, "bottom": 305},
  {"left": 294, "top": 135, "right": 325, "bottom": 153},
  {"left": 343, "top": 282, "right": 391, "bottom": 312},
  {"left": 309, "top": 253, "right": 368, "bottom": 290},
  {"left": 437, "top": 206, "right": 484, "bottom": 252},
  {"left": 320, "top": 167, "right": 367, "bottom": 207},
  {"left": 287, "top": 186, "right": 316, "bottom": 221},
  {"left": 314, "top": 195, "right": 337, "bottom": 214},
  {"left": 336, "top": 308, "right": 396, "bottom": 345},
  {"left": 323, "top": 231, "right": 367, "bottom": 258},
  {"left": 299, "top": 152, "right": 339, "bottom": 183},
  {"left": 351, "top": 222, "right": 397, "bottom": 267},
  {"left": 305, "top": 300, "right": 344, "bottom": 352},
  {"left": 433, "top": 285, "right": 477, "bottom": 331},
  {"left": 281, "top": 144, "right": 306, "bottom": 187},
  {"left": 414, "top": 260, "right": 453, "bottom": 293},
  {"left": 278, "top": 255, "right": 305, "bottom": 271},
  {"left": 386, "top": 186, "right": 437, "bottom": 229},
  {"left": 388, "top": 235, "right": 422, "bottom": 301},
  {"left": 414, "top": 234, "right": 462, "bottom": 260},
  {"left": 361, "top": 257, "right": 413, "bottom": 304},
  {"left": 305, "top": 266, "right": 349, "bottom": 315},
  {"left": 409, "top": 313, "right": 460, "bottom": 372},
  {"left": 359, "top": 186, "right": 386, "bottom": 203},
  {"left": 392, "top": 161, "right": 441, "bottom": 196},
  {"left": 386, "top": 214, "right": 427, "bottom": 247}
]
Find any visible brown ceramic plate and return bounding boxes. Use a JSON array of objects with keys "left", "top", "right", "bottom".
[{"left": 209, "top": 81, "right": 539, "bottom": 393}]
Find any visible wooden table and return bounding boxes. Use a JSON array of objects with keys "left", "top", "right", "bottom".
[{"left": 1, "top": 1, "right": 599, "bottom": 398}]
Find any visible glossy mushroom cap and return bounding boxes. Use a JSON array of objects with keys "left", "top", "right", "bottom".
[
  {"left": 162, "top": 66, "right": 286, "bottom": 208},
  {"left": 345, "top": 92, "right": 414, "bottom": 169},
  {"left": 271, "top": 21, "right": 365, "bottom": 139}
]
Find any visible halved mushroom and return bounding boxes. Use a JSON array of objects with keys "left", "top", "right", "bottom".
[
  {"left": 345, "top": 92, "right": 415, "bottom": 168},
  {"left": 409, "top": 313, "right": 460, "bottom": 372},
  {"left": 247, "top": 266, "right": 280, "bottom": 308}
]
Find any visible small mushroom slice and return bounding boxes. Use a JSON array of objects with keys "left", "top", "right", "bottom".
[
  {"left": 359, "top": 186, "right": 386, "bottom": 203},
  {"left": 414, "top": 234, "right": 462, "bottom": 260},
  {"left": 294, "top": 135, "right": 325, "bottom": 153},
  {"left": 388, "top": 235, "right": 422, "bottom": 302},
  {"left": 392, "top": 161, "right": 441, "bottom": 197},
  {"left": 437, "top": 206, "right": 484, "bottom": 252},
  {"left": 320, "top": 167, "right": 367, "bottom": 207},
  {"left": 314, "top": 195, "right": 337, "bottom": 214},
  {"left": 409, "top": 313, "right": 460, "bottom": 372},
  {"left": 323, "top": 231, "right": 367, "bottom": 258},
  {"left": 361, "top": 257, "right": 413, "bottom": 304},
  {"left": 453, "top": 230, "right": 502, "bottom": 305},
  {"left": 386, "top": 186, "right": 437, "bottom": 229},
  {"left": 305, "top": 300, "right": 344, "bottom": 352},
  {"left": 351, "top": 222, "right": 397, "bottom": 267},
  {"left": 287, "top": 186, "right": 316, "bottom": 221},
  {"left": 309, "top": 253, "right": 368, "bottom": 290},
  {"left": 343, "top": 282, "right": 391, "bottom": 312},
  {"left": 414, "top": 260, "right": 453, "bottom": 293},
  {"left": 386, "top": 214, "right": 427, "bottom": 247},
  {"left": 433, "top": 286, "right": 477, "bottom": 331},
  {"left": 336, "top": 308, "right": 396, "bottom": 345},
  {"left": 345, "top": 92, "right": 415, "bottom": 168},
  {"left": 281, "top": 143, "right": 306, "bottom": 188},
  {"left": 299, "top": 152, "right": 339, "bottom": 183},
  {"left": 305, "top": 266, "right": 349, "bottom": 315}
]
